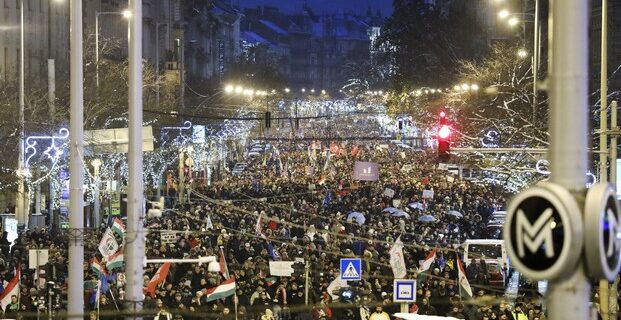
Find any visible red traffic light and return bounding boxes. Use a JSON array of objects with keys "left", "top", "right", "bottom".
[
  {"left": 439, "top": 111, "right": 446, "bottom": 118},
  {"left": 438, "top": 125, "right": 451, "bottom": 139}
]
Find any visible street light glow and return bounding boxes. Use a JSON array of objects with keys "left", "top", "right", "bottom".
[
  {"left": 517, "top": 49, "right": 528, "bottom": 58},
  {"left": 301, "top": 88, "right": 306, "bottom": 93},
  {"left": 321, "top": 90, "right": 326, "bottom": 94},
  {"left": 453, "top": 85, "right": 461, "bottom": 91},
  {"left": 285, "top": 88, "right": 290, "bottom": 93},
  {"left": 507, "top": 17, "right": 519, "bottom": 27},
  {"left": 471, "top": 84, "right": 480, "bottom": 91},
  {"left": 235, "top": 86, "right": 243, "bottom": 94},
  {"left": 310, "top": 89, "right": 315, "bottom": 93},
  {"left": 498, "top": 9, "right": 510, "bottom": 19},
  {"left": 122, "top": 9, "right": 132, "bottom": 19},
  {"left": 224, "top": 85, "right": 234, "bottom": 94},
  {"left": 461, "top": 83, "right": 470, "bottom": 91}
]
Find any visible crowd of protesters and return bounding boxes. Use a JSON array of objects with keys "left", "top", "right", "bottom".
[{"left": 0, "top": 135, "right": 567, "bottom": 320}]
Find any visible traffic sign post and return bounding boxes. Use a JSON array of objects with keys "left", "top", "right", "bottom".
[
  {"left": 584, "top": 183, "right": 621, "bottom": 280},
  {"left": 393, "top": 279, "right": 416, "bottom": 302},
  {"left": 340, "top": 258, "right": 362, "bottom": 281},
  {"left": 504, "top": 183, "right": 583, "bottom": 281}
]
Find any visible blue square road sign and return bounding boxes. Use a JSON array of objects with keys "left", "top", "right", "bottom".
[{"left": 340, "top": 258, "right": 362, "bottom": 281}]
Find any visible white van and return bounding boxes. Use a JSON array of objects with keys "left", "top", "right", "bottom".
[{"left": 463, "top": 239, "right": 508, "bottom": 268}]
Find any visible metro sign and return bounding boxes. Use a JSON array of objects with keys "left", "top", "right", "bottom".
[
  {"left": 504, "top": 183, "right": 583, "bottom": 280},
  {"left": 585, "top": 183, "right": 621, "bottom": 280}
]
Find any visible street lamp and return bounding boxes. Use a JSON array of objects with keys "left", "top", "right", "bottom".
[
  {"left": 498, "top": 9, "right": 510, "bottom": 19},
  {"left": 224, "top": 84, "right": 234, "bottom": 94},
  {"left": 507, "top": 16, "right": 519, "bottom": 27},
  {"left": 95, "top": 10, "right": 131, "bottom": 88},
  {"left": 517, "top": 48, "right": 528, "bottom": 58}
]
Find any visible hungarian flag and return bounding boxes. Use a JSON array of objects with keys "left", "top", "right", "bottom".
[
  {"left": 0, "top": 269, "right": 19, "bottom": 311},
  {"left": 219, "top": 247, "right": 229, "bottom": 279},
  {"left": 420, "top": 247, "right": 438, "bottom": 272},
  {"left": 106, "top": 250, "right": 124, "bottom": 270},
  {"left": 457, "top": 259, "right": 473, "bottom": 300},
  {"left": 91, "top": 257, "right": 106, "bottom": 277},
  {"left": 112, "top": 218, "right": 126, "bottom": 238},
  {"left": 205, "top": 278, "right": 236, "bottom": 302},
  {"left": 144, "top": 262, "right": 172, "bottom": 297}
]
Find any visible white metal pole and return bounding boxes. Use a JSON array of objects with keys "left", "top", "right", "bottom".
[
  {"left": 532, "top": 0, "right": 539, "bottom": 123},
  {"left": 546, "top": 0, "right": 591, "bottom": 319},
  {"left": 600, "top": 0, "right": 609, "bottom": 183},
  {"left": 16, "top": 0, "right": 25, "bottom": 227},
  {"left": 125, "top": 0, "right": 145, "bottom": 317},
  {"left": 68, "top": 0, "right": 84, "bottom": 317},
  {"left": 95, "top": 12, "right": 99, "bottom": 89},
  {"left": 48, "top": 59, "right": 55, "bottom": 121},
  {"left": 611, "top": 100, "right": 618, "bottom": 183},
  {"left": 155, "top": 23, "right": 159, "bottom": 112},
  {"left": 599, "top": 1, "right": 610, "bottom": 317}
]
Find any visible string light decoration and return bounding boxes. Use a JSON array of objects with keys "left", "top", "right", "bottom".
[{"left": 24, "top": 128, "right": 70, "bottom": 176}]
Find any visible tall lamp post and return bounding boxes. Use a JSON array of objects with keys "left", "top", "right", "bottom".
[
  {"left": 16, "top": 0, "right": 26, "bottom": 227},
  {"left": 95, "top": 10, "right": 131, "bottom": 88}
]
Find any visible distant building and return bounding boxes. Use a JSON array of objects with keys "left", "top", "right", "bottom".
[
  {"left": 0, "top": 0, "right": 70, "bottom": 85},
  {"left": 241, "top": 5, "right": 383, "bottom": 93}
]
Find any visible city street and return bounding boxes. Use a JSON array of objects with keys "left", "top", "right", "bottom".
[{"left": 0, "top": 0, "right": 619, "bottom": 319}]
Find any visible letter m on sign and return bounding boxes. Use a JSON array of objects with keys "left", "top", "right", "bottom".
[{"left": 515, "top": 208, "right": 555, "bottom": 258}]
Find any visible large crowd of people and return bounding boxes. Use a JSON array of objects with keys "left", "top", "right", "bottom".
[{"left": 0, "top": 135, "right": 567, "bottom": 320}]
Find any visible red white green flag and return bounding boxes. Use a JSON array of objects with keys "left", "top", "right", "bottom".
[{"left": 205, "top": 278, "right": 236, "bottom": 302}]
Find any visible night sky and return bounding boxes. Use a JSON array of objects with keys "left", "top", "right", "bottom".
[{"left": 235, "top": 0, "right": 394, "bottom": 16}]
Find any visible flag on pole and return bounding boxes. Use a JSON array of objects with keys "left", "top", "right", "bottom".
[
  {"left": 255, "top": 212, "right": 266, "bottom": 239},
  {"left": 91, "top": 257, "right": 106, "bottom": 277},
  {"left": 0, "top": 269, "right": 19, "bottom": 311},
  {"left": 267, "top": 242, "right": 281, "bottom": 261},
  {"left": 205, "top": 278, "right": 236, "bottom": 302},
  {"left": 389, "top": 236, "right": 407, "bottom": 278},
  {"left": 219, "top": 247, "right": 229, "bottom": 279},
  {"left": 106, "top": 251, "right": 124, "bottom": 271},
  {"left": 144, "top": 262, "right": 172, "bottom": 297},
  {"left": 112, "top": 218, "right": 126, "bottom": 238},
  {"left": 420, "top": 247, "right": 438, "bottom": 272},
  {"left": 457, "top": 259, "right": 473, "bottom": 300},
  {"left": 89, "top": 280, "right": 102, "bottom": 305},
  {"left": 206, "top": 215, "right": 214, "bottom": 230},
  {"left": 98, "top": 228, "right": 119, "bottom": 258}
]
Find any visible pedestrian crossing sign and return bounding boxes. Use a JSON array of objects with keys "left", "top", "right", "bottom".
[{"left": 340, "top": 258, "right": 362, "bottom": 280}]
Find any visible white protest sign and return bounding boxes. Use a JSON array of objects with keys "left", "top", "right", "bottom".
[
  {"left": 28, "top": 249, "right": 49, "bottom": 269},
  {"left": 160, "top": 232, "right": 177, "bottom": 244},
  {"left": 422, "top": 190, "right": 435, "bottom": 199},
  {"left": 447, "top": 176, "right": 455, "bottom": 183},
  {"left": 393, "top": 199, "right": 402, "bottom": 208},
  {"left": 98, "top": 228, "right": 119, "bottom": 258},
  {"left": 269, "top": 261, "right": 295, "bottom": 277}
]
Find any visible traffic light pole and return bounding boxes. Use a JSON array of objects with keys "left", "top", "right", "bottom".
[{"left": 546, "top": 0, "right": 591, "bottom": 319}]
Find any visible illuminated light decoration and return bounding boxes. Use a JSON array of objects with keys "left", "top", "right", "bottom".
[
  {"left": 461, "top": 83, "right": 470, "bottom": 91},
  {"left": 160, "top": 121, "right": 193, "bottom": 147},
  {"left": 24, "top": 128, "right": 70, "bottom": 174},
  {"left": 438, "top": 125, "right": 451, "bottom": 139},
  {"left": 535, "top": 159, "right": 551, "bottom": 175},
  {"left": 480, "top": 129, "right": 500, "bottom": 147}
]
